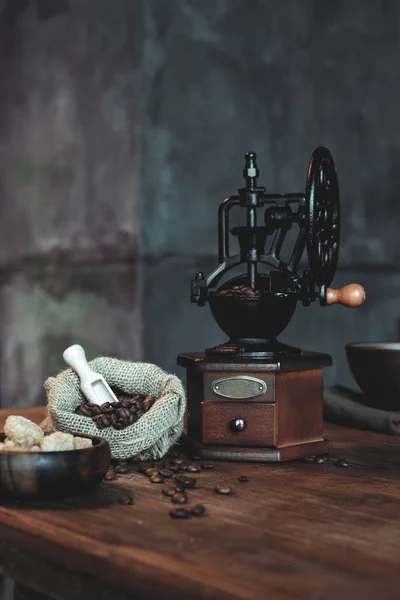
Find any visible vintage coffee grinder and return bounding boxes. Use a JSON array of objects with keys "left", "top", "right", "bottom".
[{"left": 178, "top": 147, "right": 365, "bottom": 461}]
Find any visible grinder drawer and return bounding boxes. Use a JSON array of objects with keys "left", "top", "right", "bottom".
[{"left": 202, "top": 401, "right": 276, "bottom": 446}]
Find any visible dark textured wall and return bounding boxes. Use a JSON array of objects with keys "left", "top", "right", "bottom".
[
  {"left": 142, "top": 0, "right": 400, "bottom": 388},
  {"left": 1, "top": 0, "right": 400, "bottom": 407}
]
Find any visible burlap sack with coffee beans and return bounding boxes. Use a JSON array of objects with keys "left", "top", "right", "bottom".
[{"left": 42, "top": 357, "right": 186, "bottom": 461}]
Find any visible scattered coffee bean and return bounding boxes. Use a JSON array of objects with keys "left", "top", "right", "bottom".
[
  {"left": 191, "top": 455, "right": 202, "bottom": 461},
  {"left": 201, "top": 462, "right": 215, "bottom": 470},
  {"left": 178, "top": 464, "right": 188, "bottom": 472},
  {"left": 174, "top": 484, "right": 185, "bottom": 493},
  {"left": 144, "top": 467, "right": 160, "bottom": 477},
  {"left": 171, "top": 457, "right": 184, "bottom": 465},
  {"left": 334, "top": 458, "right": 349, "bottom": 468},
  {"left": 303, "top": 455, "right": 316, "bottom": 463},
  {"left": 215, "top": 485, "right": 233, "bottom": 495},
  {"left": 119, "top": 494, "right": 134, "bottom": 505},
  {"left": 168, "top": 464, "right": 182, "bottom": 473},
  {"left": 175, "top": 475, "right": 196, "bottom": 489},
  {"left": 139, "top": 463, "right": 152, "bottom": 473},
  {"left": 187, "top": 464, "right": 201, "bottom": 473},
  {"left": 104, "top": 470, "right": 116, "bottom": 481},
  {"left": 150, "top": 474, "right": 164, "bottom": 484},
  {"left": 162, "top": 485, "right": 177, "bottom": 497},
  {"left": 314, "top": 455, "right": 327, "bottom": 464},
  {"left": 190, "top": 505, "right": 206, "bottom": 517},
  {"left": 115, "top": 463, "right": 130, "bottom": 474},
  {"left": 170, "top": 508, "right": 190, "bottom": 519},
  {"left": 159, "top": 469, "right": 173, "bottom": 478},
  {"left": 171, "top": 492, "right": 188, "bottom": 504},
  {"left": 238, "top": 476, "right": 248, "bottom": 483}
]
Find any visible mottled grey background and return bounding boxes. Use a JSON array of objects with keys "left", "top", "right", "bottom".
[{"left": 0, "top": 0, "right": 399, "bottom": 408}]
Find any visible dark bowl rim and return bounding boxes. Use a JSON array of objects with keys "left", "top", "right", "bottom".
[
  {"left": 0, "top": 431, "right": 109, "bottom": 455},
  {"left": 346, "top": 342, "right": 400, "bottom": 351}
]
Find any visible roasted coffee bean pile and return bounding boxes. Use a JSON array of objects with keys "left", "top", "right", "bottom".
[
  {"left": 75, "top": 393, "right": 156, "bottom": 430},
  {"left": 217, "top": 285, "right": 264, "bottom": 298}
]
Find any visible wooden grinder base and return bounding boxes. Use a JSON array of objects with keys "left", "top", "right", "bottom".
[{"left": 177, "top": 351, "right": 333, "bottom": 462}]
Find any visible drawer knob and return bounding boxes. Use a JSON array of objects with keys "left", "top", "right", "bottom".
[{"left": 230, "top": 417, "right": 246, "bottom": 432}]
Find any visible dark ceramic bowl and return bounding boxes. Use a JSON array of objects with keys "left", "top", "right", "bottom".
[
  {"left": 346, "top": 342, "right": 400, "bottom": 411},
  {"left": 0, "top": 432, "right": 111, "bottom": 501}
]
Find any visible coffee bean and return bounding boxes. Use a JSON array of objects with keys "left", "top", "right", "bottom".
[
  {"left": 171, "top": 492, "right": 188, "bottom": 504},
  {"left": 93, "top": 415, "right": 106, "bottom": 429},
  {"left": 314, "top": 456, "right": 326, "bottom": 464},
  {"left": 215, "top": 485, "right": 233, "bottom": 495},
  {"left": 115, "top": 463, "right": 130, "bottom": 474},
  {"left": 303, "top": 456, "right": 316, "bottom": 463},
  {"left": 170, "top": 509, "right": 190, "bottom": 519},
  {"left": 238, "top": 476, "right": 248, "bottom": 483},
  {"left": 91, "top": 405, "right": 102, "bottom": 416},
  {"left": 168, "top": 464, "right": 181, "bottom": 473},
  {"left": 144, "top": 467, "right": 160, "bottom": 477},
  {"left": 110, "top": 413, "right": 119, "bottom": 427},
  {"left": 191, "top": 505, "right": 206, "bottom": 517},
  {"left": 111, "top": 402, "right": 121, "bottom": 409},
  {"left": 171, "top": 457, "right": 184, "bottom": 465},
  {"left": 143, "top": 396, "right": 155, "bottom": 412},
  {"left": 175, "top": 475, "right": 196, "bottom": 489},
  {"left": 335, "top": 458, "right": 349, "bottom": 468},
  {"left": 139, "top": 463, "right": 152, "bottom": 473},
  {"left": 150, "top": 474, "right": 164, "bottom": 484},
  {"left": 136, "top": 410, "right": 144, "bottom": 419},
  {"left": 191, "top": 455, "right": 202, "bottom": 461},
  {"left": 79, "top": 404, "right": 92, "bottom": 418},
  {"left": 160, "top": 469, "right": 173, "bottom": 478},
  {"left": 119, "top": 494, "right": 134, "bottom": 505},
  {"left": 100, "top": 414, "right": 111, "bottom": 427},
  {"left": 128, "top": 413, "right": 136, "bottom": 425},
  {"left": 162, "top": 485, "right": 177, "bottom": 497},
  {"left": 100, "top": 402, "right": 111, "bottom": 411},
  {"left": 116, "top": 407, "right": 130, "bottom": 419},
  {"left": 104, "top": 470, "right": 116, "bottom": 481},
  {"left": 174, "top": 484, "right": 185, "bottom": 493},
  {"left": 201, "top": 462, "right": 215, "bottom": 470},
  {"left": 113, "top": 421, "right": 124, "bottom": 430},
  {"left": 187, "top": 464, "right": 201, "bottom": 473}
]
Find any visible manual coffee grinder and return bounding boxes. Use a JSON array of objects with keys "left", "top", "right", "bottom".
[{"left": 178, "top": 147, "right": 365, "bottom": 461}]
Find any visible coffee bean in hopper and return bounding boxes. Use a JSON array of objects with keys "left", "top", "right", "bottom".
[
  {"left": 170, "top": 509, "right": 190, "bottom": 519},
  {"left": 215, "top": 485, "right": 233, "bottom": 495}
]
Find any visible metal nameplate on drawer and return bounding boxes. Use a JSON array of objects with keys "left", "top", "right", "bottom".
[{"left": 212, "top": 376, "right": 267, "bottom": 399}]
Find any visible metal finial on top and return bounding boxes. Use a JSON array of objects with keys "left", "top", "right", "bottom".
[{"left": 243, "top": 151, "right": 259, "bottom": 190}]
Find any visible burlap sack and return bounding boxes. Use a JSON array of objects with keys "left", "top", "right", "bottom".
[{"left": 42, "top": 357, "right": 186, "bottom": 461}]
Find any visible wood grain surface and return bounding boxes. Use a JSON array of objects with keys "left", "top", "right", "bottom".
[{"left": 1, "top": 408, "right": 400, "bottom": 600}]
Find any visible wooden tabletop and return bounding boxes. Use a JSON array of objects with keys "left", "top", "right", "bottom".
[{"left": 1, "top": 407, "right": 400, "bottom": 600}]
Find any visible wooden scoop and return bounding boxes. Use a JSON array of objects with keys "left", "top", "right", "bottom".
[{"left": 326, "top": 284, "right": 366, "bottom": 307}]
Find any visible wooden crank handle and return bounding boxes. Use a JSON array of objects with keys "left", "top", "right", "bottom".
[{"left": 325, "top": 284, "right": 366, "bottom": 307}]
